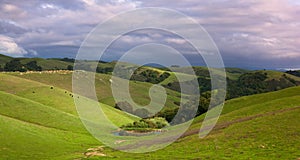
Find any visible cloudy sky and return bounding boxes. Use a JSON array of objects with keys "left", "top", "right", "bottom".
[{"left": 0, "top": 0, "right": 299, "bottom": 69}]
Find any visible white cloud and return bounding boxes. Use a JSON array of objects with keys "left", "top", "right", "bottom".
[
  {"left": 40, "top": 3, "right": 59, "bottom": 10},
  {"left": 121, "top": 35, "right": 152, "bottom": 43},
  {"left": 165, "top": 38, "right": 186, "bottom": 44},
  {"left": 0, "top": 35, "right": 27, "bottom": 57}
]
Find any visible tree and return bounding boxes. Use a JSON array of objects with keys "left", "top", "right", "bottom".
[
  {"left": 67, "top": 65, "right": 73, "bottom": 70},
  {"left": 25, "top": 61, "right": 42, "bottom": 71},
  {"left": 61, "top": 57, "right": 75, "bottom": 63},
  {"left": 0, "top": 65, "right": 3, "bottom": 72},
  {"left": 4, "top": 59, "right": 26, "bottom": 72},
  {"left": 155, "top": 108, "right": 178, "bottom": 122}
]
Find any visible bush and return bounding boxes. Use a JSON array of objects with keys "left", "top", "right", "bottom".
[
  {"left": 67, "top": 65, "right": 73, "bottom": 70},
  {"left": 96, "top": 67, "right": 113, "bottom": 74},
  {"left": 155, "top": 108, "right": 178, "bottom": 122},
  {"left": 121, "top": 117, "right": 169, "bottom": 131}
]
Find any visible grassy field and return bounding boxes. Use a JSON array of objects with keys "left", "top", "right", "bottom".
[
  {"left": 0, "top": 73, "right": 140, "bottom": 159},
  {"left": 8, "top": 71, "right": 182, "bottom": 111},
  {"left": 97, "top": 86, "right": 300, "bottom": 159},
  {"left": 0, "top": 72, "right": 300, "bottom": 159},
  {"left": 0, "top": 54, "right": 13, "bottom": 67}
]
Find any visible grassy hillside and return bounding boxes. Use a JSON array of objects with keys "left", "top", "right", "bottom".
[
  {"left": 0, "top": 73, "right": 138, "bottom": 125},
  {"left": 0, "top": 114, "right": 100, "bottom": 159},
  {"left": 1, "top": 54, "right": 300, "bottom": 159},
  {"left": 8, "top": 71, "right": 182, "bottom": 111},
  {"left": 0, "top": 72, "right": 141, "bottom": 159},
  {"left": 0, "top": 54, "right": 13, "bottom": 67},
  {"left": 98, "top": 86, "right": 300, "bottom": 159},
  {"left": 0, "top": 71, "right": 300, "bottom": 159}
]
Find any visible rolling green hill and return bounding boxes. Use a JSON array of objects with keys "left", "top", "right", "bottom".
[
  {"left": 1, "top": 54, "right": 300, "bottom": 159},
  {"left": 0, "top": 73, "right": 139, "bottom": 125},
  {"left": 7, "top": 71, "right": 182, "bottom": 112},
  {"left": 0, "top": 71, "right": 300, "bottom": 159},
  {"left": 0, "top": 72, "right": 141, "bottom": 159},
  {"left": 98, "top": 86, "right": 300, "bottom": 159},
  {"left": 0, "top": 54, "right": 13, "bottom": 67}
]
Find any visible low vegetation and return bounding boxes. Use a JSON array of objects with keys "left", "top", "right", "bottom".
[{"left": 121, "top": 117, "right": 169, "bottom": 132}]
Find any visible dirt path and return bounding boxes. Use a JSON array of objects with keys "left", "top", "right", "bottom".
[{"left": 181, "top": 106, "right": 300, "bottom": 138}]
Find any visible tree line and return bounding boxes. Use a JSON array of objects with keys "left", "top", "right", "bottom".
[
  {"left": 0, "top": 59, "right": 74, "bottom": 72},
  {"left": 0, "top": 59, "right": 42, "bottom": 72}
]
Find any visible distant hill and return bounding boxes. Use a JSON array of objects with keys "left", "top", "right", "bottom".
[
  {"left": 0, "top": 54, "right": 74, "bottom": 71},
  {"left": 0, "top": 54, "right": 13, "bottom": 67},
  {"left": 286, "top": 70, "right": 300, "bottom": 77}
]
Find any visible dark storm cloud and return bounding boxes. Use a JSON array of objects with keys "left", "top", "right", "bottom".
[
  {"left": 0, "top": 0, "right": 299, "bottom": 68},
  {"left": 0, "top": 19, "right": 28, "bottom": 35}
]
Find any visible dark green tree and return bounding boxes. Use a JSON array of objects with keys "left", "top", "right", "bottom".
[
  {"left": 4, "top": 59, "right": 26, "bottom": 72},
  {"left": 25, "top": 61, "right": 42, "bottom": 71},
  {"left": 67, "top": 65, "right": 73, "bottom": 70}
]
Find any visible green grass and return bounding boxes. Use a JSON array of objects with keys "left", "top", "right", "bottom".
[
  {"left": 262, "top": 70, "right": 300, "bottom": 81},
  {"left": 0, "top": 73, "right": 138, "bottom": 126},
  {"left": 8, "top": 72, "right": 181, "bottom": 110},
  {"left": 0, "top": 54, "right": 13, "bottom": 67},
  {"left": 0, "top": 72, "right": 141, "bottom": 159},
  {"left": 0, "top": 91, "right": 87, "bottom": 133},
  {"left": 0, "top": 114, "right": 100, "bottom": 160},
  {"left": 93, "top": 86, "right": 300, "bottom": 159},
  {"left": 0, "top": 71, "right": 300, "bottom": 159}
]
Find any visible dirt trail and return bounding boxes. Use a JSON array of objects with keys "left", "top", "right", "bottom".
[{"left": 181, "top": 106, "right": 300, "bottom": 138}]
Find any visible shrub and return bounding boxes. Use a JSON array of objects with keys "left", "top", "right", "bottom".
[{"left": 121, "top": 117, "right": 169, "bottom": 131}]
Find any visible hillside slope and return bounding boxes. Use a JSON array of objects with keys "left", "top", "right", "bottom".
[
  {"left": 0, "top": 54, "right": 13, "bottom": 67},
  {"left": 0, "top": 73, "right": 140, "bottom": 159},
  {"left": 97, "top": 86, "right": 300, "bottom": 159},
  {"left": 8, "top": 71, "right": 182, "bottom": 112},
  {"left": 0, "top": 72, "right": 299, "bottom": 159}
]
